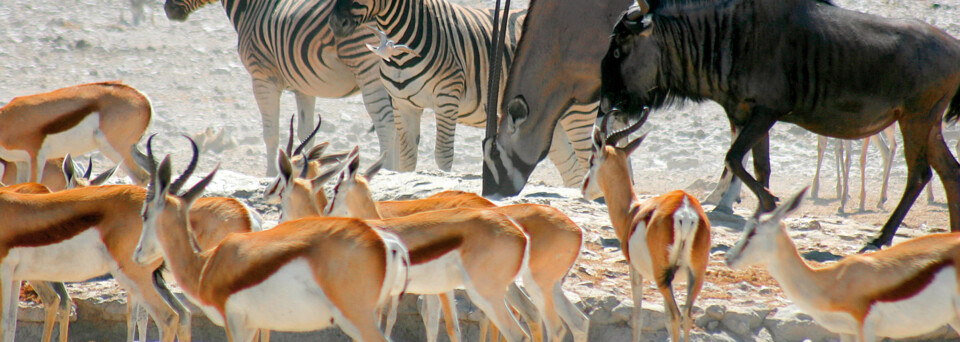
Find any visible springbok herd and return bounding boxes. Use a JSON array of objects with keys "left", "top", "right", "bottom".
[{"left": 3, "top": 0, "right": 960, "bottom": 341}]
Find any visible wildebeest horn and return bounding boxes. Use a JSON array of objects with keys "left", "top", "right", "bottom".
[
  {"left": 285, "top": 114, "right": 296, "bottom": 155},
  {"left": 637, "top": 0, "right": 650, "bottom": 14},
  {"left": 604, "top": 107, "right": 651, "bottom": 146},
  {"left": 169, "top": 135, "right": 200, "bottom": 196},
  {"left": 294, "top": 115, "right": 322, "bottom": 156}
]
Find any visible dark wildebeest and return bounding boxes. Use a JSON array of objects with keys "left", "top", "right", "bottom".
[
  {"left": 483, "top": 0, "right": 635, "bottom": 198},
  {"left": 601, "top": 0, "right": 960, "bottom": 250}
]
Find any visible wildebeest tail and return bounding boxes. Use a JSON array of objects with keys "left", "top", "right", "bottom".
[{"left": 947, "top": 83, "right": 960, "bottom": 123}]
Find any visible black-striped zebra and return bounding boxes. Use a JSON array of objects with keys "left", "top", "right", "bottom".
[
  {"left": 163, "top": 0, "right": 403, "bottom": 176},
  {"left": 328, "top": 0, "right": 595, "bottom": 188}
]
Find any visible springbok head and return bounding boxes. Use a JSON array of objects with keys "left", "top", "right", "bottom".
[
  {"left": 581, "top": 107, "right": 650, "bottom": 199},
  {"left": 725, "top": 187, "right": 808, "bottom": 270},
  {"left": 325, "top": 147, "right": 385, "bottom": 218},
  {"left": 134, "top": 135, "right": 213, "bottom": 264}
]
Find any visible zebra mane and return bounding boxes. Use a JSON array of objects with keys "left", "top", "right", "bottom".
[{"left": 649, "top": 0, "right": 834, "bottom": 13}]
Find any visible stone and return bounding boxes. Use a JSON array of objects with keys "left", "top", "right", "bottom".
[
  {"left": 721, "top": 307, "right": 763, "bottom": 336},
  {"left": 764, "top": 305, "right": 838, "bottom": 342},
  {"left": 706, "top": 304, "right": 726, "bottom": 320}
]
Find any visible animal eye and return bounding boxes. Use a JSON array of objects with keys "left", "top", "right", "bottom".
[{"left": 613, "top": 49, "right": 621, "bottom": 59}]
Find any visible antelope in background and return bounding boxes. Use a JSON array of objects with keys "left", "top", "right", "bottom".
[
  {"left": 582, "top": 109, "right": 711, "bottom": 342},
  {"left": 324, "top": 151, "right": 590, "bottom": 342},
  {"left": 0, "top": 81, "right": 152, "bottom": 185},
  {"left": 726, "top": 187, "right": 960, "bottom": 341},
  {"left": 132, "top": 147, "right": 409, "bottom": 342}
]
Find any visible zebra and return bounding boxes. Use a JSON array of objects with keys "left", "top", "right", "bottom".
[
  {"left": 162, "top": 0, "right": 403, "bottom": 176},
  {"left": 328, "top": 0, "right": 595, "bottom": 188}
]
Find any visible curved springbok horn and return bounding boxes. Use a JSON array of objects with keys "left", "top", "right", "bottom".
[
  {"left": 294, "top": 115, "right": 322, "bottom": 156},
  {"left": 637, "top": 0, "right": 650, "bottom": 14},
  {"left": 604, "top": 107, "right": 651, "bottom": 146},
  {"left": 285, "top": 114, "right": 296, "bottom": 155},
  {"left": 169, "top": 135, "right": 200, "bottom": 195},
  {"left": 145, "top": 133, "right": 159, "bottom": 171}
]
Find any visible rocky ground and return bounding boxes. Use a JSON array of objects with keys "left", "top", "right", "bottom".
[{"left": 2, "top": 0, "right": 960, "bottom": 341}]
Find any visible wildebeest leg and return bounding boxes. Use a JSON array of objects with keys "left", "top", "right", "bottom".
[
  {"left": 926, "top": 124, "right": 960, "bottom": 233},
  {"left": 724, "top": 112, "right": 778, "bottom": 213},
  {"left": 751, "top": 133, "right": 771, "bottom": 190},
  {"left": 865, "top": 119, "right": 934, "bottom": 249},
  {"left": 705, "top": 125, "right": 742, "bottom": 213}
]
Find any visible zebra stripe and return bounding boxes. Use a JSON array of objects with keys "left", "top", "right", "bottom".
[{"left": 163, "top": 0, "right": 401, "bottom": 176}]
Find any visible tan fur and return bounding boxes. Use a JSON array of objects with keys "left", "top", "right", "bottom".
[{"left": 0, "top": 82, "right": 151, "bottom": 184}]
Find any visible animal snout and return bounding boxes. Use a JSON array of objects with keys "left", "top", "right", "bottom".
[{"left": 164, "top": 3, "right": 189, "bottom": 21}]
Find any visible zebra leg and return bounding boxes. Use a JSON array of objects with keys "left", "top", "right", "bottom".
[
  {"left": 434, "top": 106, "right": 458, "bottom": 172},
  {"left": 357, "top": 68, "right": 400, "bottom": 171},
  {"left": 252, "top": 79, "right": 284, "bottom": 177},
  {"left": 394, "top": 101, "right": 424, "bottom": 172},
  {"left": 294, "top": 92, "right": 317, "bottom": 152}
]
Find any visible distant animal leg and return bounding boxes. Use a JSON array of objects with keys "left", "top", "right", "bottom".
[
  {"left": 925, "top": 112, "right": 960, "bottom": 233},
  {"left": 812, "top": 135, "right": 828, "bottom": 199},
  {"left": 420, "top": 295, "right": 442, "bottom": 342},
  {"left": 840, "top": 139, "right": 853, "bottom": 213},
  {"left": 859, "top": 137, "right": 870, "bottom": 212},
  {"left": 724, "top": 111, "right": 779, "bottom": 213},
  {"left": 875, "top": 127, "right": 897, "bottom": 208}
]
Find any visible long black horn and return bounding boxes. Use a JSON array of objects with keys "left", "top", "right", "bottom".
[
  {"left": 604, "top": 107, "right": 651, "bottom": 146},
  {"left": 294, "top": 115, "right": 322, "bottom": 156},
  {"left": 599, "top": 112, "right": 612, "bottom": 137},
  {"left": 146, "top": 133, "right": 159, "bottom": 170},
  {"left": 286, "top": 114, "right": 296, "bottom": 155},
  {"left": 169, "top": 135, "right": 200, "bottom": 195}
]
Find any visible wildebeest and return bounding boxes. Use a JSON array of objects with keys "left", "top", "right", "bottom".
[
  {"left": 483, "top": 0, "right": 634, "bottom": 198},
  {"left": 600, "top": 0, "right": 960, "bottom": 249}
]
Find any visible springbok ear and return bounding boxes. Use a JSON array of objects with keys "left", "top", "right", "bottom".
[
  {"left": 768, "top": 186, "right": 808, "bottom": 225},
  {"left": 63, "top": 154, "right": 77, "bottom": 184},
  {"left": 346, "top": 153, "right": 361, "bottom": 178},
  {"left": 318, "top": 151, "right": 350, "bottom": 166},
  {"left": 157, "top": 156, "right": 173, "bottom": 195},
  {"left": 364, "top": 154, "right": 385, "bottom": 181},
  {"left": 312, "top": 165, "right": 342, "bottom": 193},
  {"left": 82, "top": 157, "right": 93, "bottom": 180},
  {"left": 623, "top": 132, "right": 649, "bottom": 156},
  {"left": 305, "top": 142, "right": 331, "bottom": 162},
  {"left": 278, "top": 149, "right": 293, "bottom": 183},
  {"left": 90, "top": 164, "right": 120, "bottom": 186},
  {"left": 180, "top": 165, "right": 219, "bottom": 206}
]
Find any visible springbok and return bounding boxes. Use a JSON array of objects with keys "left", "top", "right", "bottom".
[
  {"left": 726, "top": 187, "right": 960, "bottom": 341},
  {"left": 582, "top": 108, "right": 711, "bottom": 342},
  {"left": 325, "top": 153, "right": 590, "bottom": 342},
  {"left": 0, "top": 81, "right": 152, "bottom": 185},
  {"left": 127, "top": 137, "right": 269, "bottom": 342},
  {"left": 269, "top": 148, "right": 533, "bottom": 342},
  {"left": 0, "top": 155, "right": 120, "bottom": 342},
  {"left": 0, "top": 183, "right": 186, "bottom": 341},
  {"left": 132, "top": 151, "right": 408, "bottom": 342}
]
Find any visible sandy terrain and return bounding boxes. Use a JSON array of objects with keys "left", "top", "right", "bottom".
[{"left": 2, "top": 0, "right": 960, "bottom": 340}]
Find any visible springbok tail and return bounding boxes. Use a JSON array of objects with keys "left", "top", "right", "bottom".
[
  {"left": 946, "top": 82, "right": 960, "bottom": 123},
  {"left": 668, "top": 194, "right": 700, "bottom": 267},
  {"left": 374, "top": 229, "right": 410, "bottom": 308}
]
